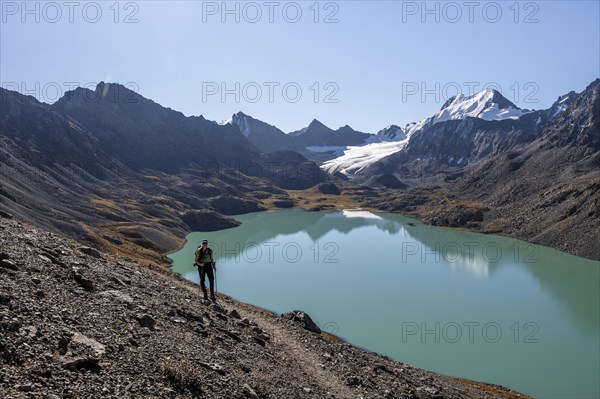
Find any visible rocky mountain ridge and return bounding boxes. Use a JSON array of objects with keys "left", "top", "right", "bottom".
[
  {"left": 0, "top": 83, "right": 322, "bottom": 266},
  {"left": 363, "top": 79, "right": 600, "bottom": 260}
]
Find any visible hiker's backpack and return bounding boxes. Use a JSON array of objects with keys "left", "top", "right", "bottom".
[{"left": 196, "top": 247, "right": 213, "bottom": 263}]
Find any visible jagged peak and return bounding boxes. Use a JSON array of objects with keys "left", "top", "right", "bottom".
[
  {"left": 373, "top": 124, "right": 407, "bottom": 142},
  {"left": 220, "top": 111, "right": 247, "bottom": 126},
  {"left": 440, "top": 95, "right": 458, "bottom": 111},
  {"left": 228, "top": 112, "right": 253, "bottom": 137},
  {"left": 54, "top": 81, "right": 144, "bottom": 108},
  {"left": 94, "top": 81, "right": 138, "bottom": 98},
  {"left": 232, "top": 111, "right": 250, "bottom": 123},
  {"left": 380, "top": 124, "right": 402, "bottom": 132},
  {"left": 307, "top": 118, "right": 329, "bottom": 130},
  {"left": 554, "top": 91, "right": 577, "bottom": 105},
  {"left": 546, "top": 90, "right": 579, "bottom": 119},
  {"left": 337, "top": 124, "right": 357, "bottom": 133}
]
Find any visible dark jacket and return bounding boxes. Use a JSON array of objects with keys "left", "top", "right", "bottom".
[{"left": 195, "top": 247, "right": 214, "bottom": 266}]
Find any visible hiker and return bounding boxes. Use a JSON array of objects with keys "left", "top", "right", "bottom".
[{"left": 194, "top": 239, "right": 216, "bottom": 301}]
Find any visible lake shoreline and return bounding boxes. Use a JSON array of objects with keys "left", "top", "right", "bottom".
[
  {"left": 167, "top": 208, "right": 599, "bottom": 398},
  {"left": 168, "top": 266, "right": 534, "bottom": 399},
  {"left": 165, "top": 206, "right": 600, "bottom": 264},
  {"left": 2, "top": 214, "right": 537, "bottom": 398},
  {"left": 285, "top": 185, "right": 600, "bottom": 261}
]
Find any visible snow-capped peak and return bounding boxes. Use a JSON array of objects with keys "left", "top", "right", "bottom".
[
  {"left": 434, "top": 89, "right": 528, "bottom": 123},
  {"left": 402, "top": 89, "right": 533, "bottom": 138}
]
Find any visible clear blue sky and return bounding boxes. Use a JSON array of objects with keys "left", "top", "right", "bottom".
[{"left": 1, "top": 1, "right": 599, "bottom": 133}]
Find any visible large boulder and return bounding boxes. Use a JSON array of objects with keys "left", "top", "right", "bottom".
[
  {"left": 426, "top": 204, "right": 486, "bottom": 228},
  {"left": 281, "top": 310, "right": 321, "bottom": 333},
  {"left": 272, "top": 199, "right": 294, "bottom": 208}
]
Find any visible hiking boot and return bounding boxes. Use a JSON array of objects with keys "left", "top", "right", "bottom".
[{"left": 210, "top": 294, "right": 217, "bottom": 302}]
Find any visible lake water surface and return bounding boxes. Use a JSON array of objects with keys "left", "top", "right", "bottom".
[{"left": 168, "top": 209, "right": 600, "bottom": 399}]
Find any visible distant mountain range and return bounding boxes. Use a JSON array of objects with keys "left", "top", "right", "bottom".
[
  {"left": 219, "top": 86, "right": 579, "bottom": 176},
  {"left": 223, "top": 79, "right": 599, "bottom": 258},
  {"left": 1, "top": 78, "right": 598, "bottom": 260},
  {"left": 220, "top": 113, "right": 370, "bottom": 162}
]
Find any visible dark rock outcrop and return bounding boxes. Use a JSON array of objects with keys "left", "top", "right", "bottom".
[
  {"left": 317, "top": 182, "right": 341, "bottom": 195},
  {"left": 209, "top": 196, "right": 265, "bottom": 216},
  {"left": 272, "top": 199, "right": 295, "bottom": 208},
  {"left": 365, "top": 174, "right": 407, "bottom": 189},
  {"left": 180, "top": 210, "right": 241, "bottom": 231},
  {"left": 424, "top": 204, "right": 487, "bottom": 228},
  {"left": 246, "top": 151, "right": 326, "bottom": 190},
  {"left": 227, "top": 112, "right": 296, "bottom": 153}
]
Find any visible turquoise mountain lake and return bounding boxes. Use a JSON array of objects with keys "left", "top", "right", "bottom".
[{"left": 168, "top": 209, "right": 600, "bottom": 399}]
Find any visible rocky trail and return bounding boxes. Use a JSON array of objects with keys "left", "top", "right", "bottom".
[{"left": 0, "top": 212, "right": 531, "bottom": 399}]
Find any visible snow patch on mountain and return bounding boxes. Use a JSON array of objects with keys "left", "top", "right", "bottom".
[
  {"left": 321, "top": 139, "right": 411, "bottom": 176},
  {"left": 305, "top": 146, "right": 347, "bottom": 157},
  {"left": 220, "top": 112, "right": 252, "bottom": 137},
  {"left": 550, "top": 92, "right": 577, "bottom": 119}
]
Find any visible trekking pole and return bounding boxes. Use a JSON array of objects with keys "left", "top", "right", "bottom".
[{"left": 213, "top": 262, "right": 218, "bottom": 295}]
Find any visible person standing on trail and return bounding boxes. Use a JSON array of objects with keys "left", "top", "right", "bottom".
[{"left": 194, "top": 239, "right": 216, "bottom": 301}]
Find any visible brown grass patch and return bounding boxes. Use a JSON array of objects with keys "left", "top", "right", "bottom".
[
  {"left": 160, "top": 359, "right": 205, "bottom": 394},
  {"left": 483, "top": 220, "right": 505, "bottom": 234},
  {"left": 283, "top": 187, "right": 377, "bottom": 212},
  {"left": 240, "top": 302, "right": 278, "bottom": 317},
  {"left": 320, "top": 331, "right": 343, "bottom": 343},
  {"left": 454, "top": 377, "right": 534, "bottom": 399}
]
